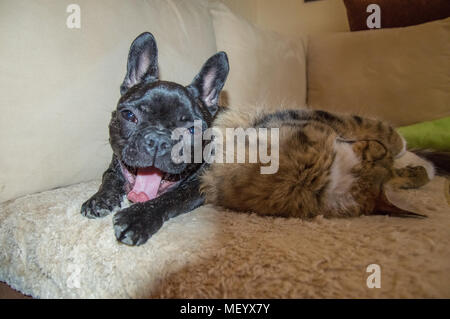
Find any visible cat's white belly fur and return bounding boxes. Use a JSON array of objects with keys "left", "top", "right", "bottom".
[
  {"left": 324, "top": 141, "right": 359, "bottom": 211},
  {"left": 323, "top": 142, "right": 435, "bottom": 213}
]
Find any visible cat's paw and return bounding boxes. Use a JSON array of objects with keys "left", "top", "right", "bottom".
[
  {"left": 352, "top": 140, "right": 388, "bottom": 162},
  {"left": 392, "top": 165, "right": 430, "bottom": 189}
]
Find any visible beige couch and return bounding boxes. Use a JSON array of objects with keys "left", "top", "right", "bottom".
[{"left": 1, "top": 0, "right": 449, "bottom": 298}]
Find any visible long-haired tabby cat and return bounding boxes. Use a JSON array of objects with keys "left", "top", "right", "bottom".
[{"left": 200, "top": 108, "right": 435, "bottom": 219}]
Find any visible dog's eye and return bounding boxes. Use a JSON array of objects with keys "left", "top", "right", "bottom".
[
  {"left": 180, "top": 115, "right": 188, "bottom": 122},
  {"left": 121, "top": 110, "right": 137, "bottom": 123}
]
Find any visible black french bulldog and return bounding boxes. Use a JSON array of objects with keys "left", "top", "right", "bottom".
[{"left": 81, "top": 32, "right": 229, "bottom": 246}]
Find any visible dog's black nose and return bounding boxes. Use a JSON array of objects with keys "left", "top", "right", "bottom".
[{"left": 144, "top": 131, "right": 171, "bottom": 156}]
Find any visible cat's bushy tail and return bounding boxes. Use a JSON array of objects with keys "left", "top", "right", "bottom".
[{"left": 411, "top": 150, "right": 450, "bottom": 176}]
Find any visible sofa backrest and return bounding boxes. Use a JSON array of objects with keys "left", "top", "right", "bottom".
[
  {"left": 0, "top": 0, "right": 217, "bottom": 202},
  {"left": 2, "top": 1, "right": 448, "bottom": 203},
  {"left": 307, "top": 18, "right": 450, "bottom": 127}
]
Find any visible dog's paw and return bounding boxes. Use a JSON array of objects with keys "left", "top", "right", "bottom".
[
  {"left": 113, "top": 206, "right": 163, "bottom": 246},
  {"left": 81, "top": 192, "right": 122, "bottom": 219}
]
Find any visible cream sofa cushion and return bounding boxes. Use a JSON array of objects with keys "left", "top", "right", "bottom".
[
  {"left": 0, "top": 0, "right": 217, "bottom": 202},
  {"left": 307, "top": 18, "right": 450, "bottom": 127},
  {"left": 1, "top": 174, "right": 449, "bottom": 298},
  {"left": 210, "top": 1, "right": 307, "bottom": 111}
]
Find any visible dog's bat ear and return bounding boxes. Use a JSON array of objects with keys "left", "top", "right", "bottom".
[
  {"left": 187, "top": 51, "right": 229, "bottom": 117},
  {"left": 120, "top": 32, "right": 159, "bottom": 95}
]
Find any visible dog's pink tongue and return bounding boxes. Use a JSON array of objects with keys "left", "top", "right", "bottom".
[{"left": 127, "top": 167, "right": 163, "bottom": 203}]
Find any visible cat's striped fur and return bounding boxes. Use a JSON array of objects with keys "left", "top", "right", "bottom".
[{"left": 200, "top": 108, "right": 433, "bottom": 218}]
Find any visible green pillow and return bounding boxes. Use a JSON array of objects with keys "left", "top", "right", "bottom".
[{"left": 397, "top": 116, "right": 450, "bottom": 151}]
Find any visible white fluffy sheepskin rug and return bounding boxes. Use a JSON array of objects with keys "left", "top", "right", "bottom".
[{"left": 1, "top": 163, "right": 449, "bottom": 298}]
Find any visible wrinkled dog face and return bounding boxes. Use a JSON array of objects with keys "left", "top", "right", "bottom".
[
  {"left": 108, "top": 32, "right": 228, "bottom": 203},
  {"left": 110, "top": 81, "right": 205, "bottom": 174}
]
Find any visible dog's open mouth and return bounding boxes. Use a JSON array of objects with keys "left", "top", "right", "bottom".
[{"left": 120, "top": 162, "right": 180, "bottom": 203}]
